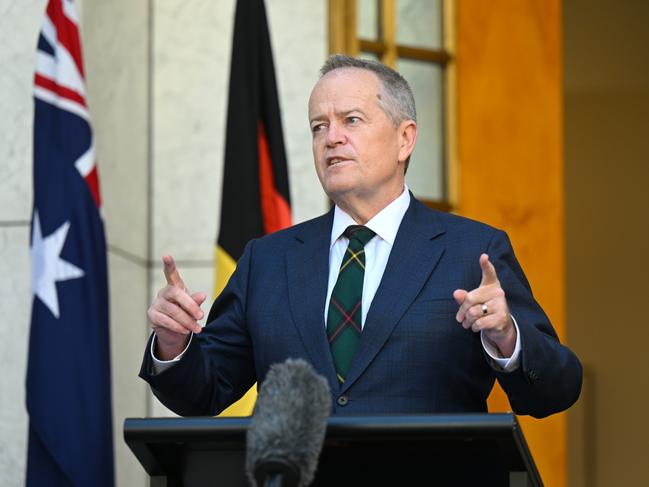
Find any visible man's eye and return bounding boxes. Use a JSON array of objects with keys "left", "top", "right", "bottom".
[
  {"left": 346, "top": 116, "right": 360, "bottom": 124},
  {"left": 311, "top": 123, "right": 325, "bottom": 133}
]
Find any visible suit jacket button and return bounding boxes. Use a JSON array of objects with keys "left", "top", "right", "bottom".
[
  {"left": 337, "top": 395, "right": 348, "bottom": 406},
  {"left": 528, "top": 370, "right": 539, "bottom": 383}
]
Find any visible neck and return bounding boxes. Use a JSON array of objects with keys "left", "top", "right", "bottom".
[{"left": 332, "top": 185, "right": 405, "bottom": 224}]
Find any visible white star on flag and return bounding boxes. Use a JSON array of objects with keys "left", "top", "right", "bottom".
[{"left": 31, "top": 210, "right": 85, "bottom": 318}]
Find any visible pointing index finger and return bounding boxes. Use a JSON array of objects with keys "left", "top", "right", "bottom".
[
  {"left": 479, "top": 253, "right": 499, "bottom": 286},
  {"left": 162, "top": 255, "right": 185, "bottom": 289}
]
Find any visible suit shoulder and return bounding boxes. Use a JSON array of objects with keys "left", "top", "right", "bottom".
[
  {"left": 248, "top": 211, "right": 331, "bottom": 248},
  {"left": 438, "top": 211, "right": 501, "bottom": 235},
  {"left": 411, "top": 198, "right": 502, "bottom": 237}
]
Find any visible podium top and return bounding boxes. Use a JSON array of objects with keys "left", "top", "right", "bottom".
[{"left": 124, "top": 413, "right": 542, "bottom": 486}]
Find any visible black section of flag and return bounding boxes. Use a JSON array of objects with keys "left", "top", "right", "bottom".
[{"left": 218, "top": 0, "right": 291, "bottom": 260}]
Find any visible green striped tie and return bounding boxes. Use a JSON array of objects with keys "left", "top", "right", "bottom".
[{"left": 327, "top": 225, "right": 376, "bottom": 383}]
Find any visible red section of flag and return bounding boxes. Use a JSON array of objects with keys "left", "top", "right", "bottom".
[
  {"left": 46, "top": 0, "right": 85, "bottom": 78},
  {"left": 34, "top": 73, "right": 87, "bottom": 107},
  {"left": 84, "top": 166, "right": 102, "bottom": 208},
  {"left": 258, "top": 122, "right": 292, "bottom": 234}
]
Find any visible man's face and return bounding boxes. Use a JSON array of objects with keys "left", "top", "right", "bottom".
[{"left": 308, "top": 68, "right": 415, "bottom": 207}]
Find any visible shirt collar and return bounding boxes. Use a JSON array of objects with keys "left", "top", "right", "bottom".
[{"left": 330, "top": 185, "right": 411, "bottom": 248}]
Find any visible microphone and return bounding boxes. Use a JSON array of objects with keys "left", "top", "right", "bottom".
[{"left": 245, "top": 358, "right": 332, "bottom": 487}]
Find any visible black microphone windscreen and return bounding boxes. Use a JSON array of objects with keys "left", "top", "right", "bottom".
[{"left": 245, "top": 358, "right": 332, "bottom": 487}]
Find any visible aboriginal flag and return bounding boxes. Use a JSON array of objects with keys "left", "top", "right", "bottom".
[
  {"left": 215, "top": 0, "right": 292, "bottom": 416},
  {"left": 27, "top": 0, "right": 114, "bottom": 485}
]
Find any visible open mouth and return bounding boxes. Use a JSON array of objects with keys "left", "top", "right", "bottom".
[{"left": 327, "top": 157, "right": 351, "bottom": 166}]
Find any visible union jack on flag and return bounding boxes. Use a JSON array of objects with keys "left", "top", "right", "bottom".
[{"left": 26, "top": 0, "right": 114, "bottom": 485}]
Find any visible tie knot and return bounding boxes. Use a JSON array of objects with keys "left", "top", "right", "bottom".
[{"left": 344, "top": 225, "right": 376, "bottom": 247}]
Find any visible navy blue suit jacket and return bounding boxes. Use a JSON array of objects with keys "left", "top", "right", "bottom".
[{"left": 140, "top": 197, "right": 582, "bottom": 418}]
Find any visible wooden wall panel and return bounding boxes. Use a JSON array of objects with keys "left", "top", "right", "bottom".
[{"left": 455, "top": 1, "right": 566, "bottom": 486}]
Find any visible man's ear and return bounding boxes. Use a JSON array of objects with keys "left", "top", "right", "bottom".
[{"left": 397, "top": 120, "right": 417, "bottom": 163}]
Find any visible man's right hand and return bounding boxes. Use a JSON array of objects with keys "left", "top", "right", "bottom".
[{"left": 147, "top": 255, "right": 207, "bottom": 361}]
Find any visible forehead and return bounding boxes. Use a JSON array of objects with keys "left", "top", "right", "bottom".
[{"left": 308, "top": 68, "right": 381, "bottom": 114}]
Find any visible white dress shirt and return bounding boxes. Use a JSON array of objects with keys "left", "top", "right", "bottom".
[
  {"left": 152, "top": 185, "right": 520, "bottom": 372},
  {"left": 324, "top": 186, "right": 411, "bottom": 328}
]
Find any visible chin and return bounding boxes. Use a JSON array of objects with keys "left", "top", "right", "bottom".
[
  {"left": 323, "top": 185, "right": 364, "bottom": 206},
  {"left": 322, "top": 176, "right": 358, "bottom": 194}
]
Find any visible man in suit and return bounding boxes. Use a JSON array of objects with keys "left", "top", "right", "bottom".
[{"left": 141, "top": 55, "right": 581, "bottom": 418}]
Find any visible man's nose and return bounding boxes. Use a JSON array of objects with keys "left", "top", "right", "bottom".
[{"left": 325, "top": 122, "right": 346, "bottom": 147}]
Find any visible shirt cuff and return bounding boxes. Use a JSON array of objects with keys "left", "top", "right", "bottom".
[
  {"left": 150, "top": 332, "right": 193, "bottom": 374},
  {"left": 481, "top": 315, "right": 521, "bottom": 372}
]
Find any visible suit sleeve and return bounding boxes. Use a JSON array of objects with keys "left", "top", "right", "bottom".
[
  {"left": 487, "top": 230, "right": 582, "bottom": 418},
  {"left": 138, "top": 240, "right": 257, "bottom": 416}
]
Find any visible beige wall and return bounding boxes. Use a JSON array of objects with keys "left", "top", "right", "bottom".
[
  {"left": 564, "top": 1, "right": 649, "bottom": 485},
  {"left": 0, "top": 2, "right": 45, "bottom": 484}
]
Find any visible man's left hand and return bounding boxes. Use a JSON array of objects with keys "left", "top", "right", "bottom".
[{"left": 453, "top": 253, "right": 516, "bottom": 358}]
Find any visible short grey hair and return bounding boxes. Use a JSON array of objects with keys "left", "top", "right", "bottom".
[{"left": 319, "top": 54, "right": 417, "bottom": 127}]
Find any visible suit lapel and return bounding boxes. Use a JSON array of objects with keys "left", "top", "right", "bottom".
[
  {"left": 341, "top": 198, "right": 447, "bottom": 393},
  {"left": 286, "top": 210, "right": 340, "bottom": 392}
]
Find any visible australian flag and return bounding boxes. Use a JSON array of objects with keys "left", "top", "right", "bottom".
[{"left": 26, "top": 0, "right": 114, "bottom": 485}]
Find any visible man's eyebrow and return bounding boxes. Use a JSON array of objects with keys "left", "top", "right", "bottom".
[
  {"left": 309, "top": 108, "right": 367, "bottom": 124},
  {"left": 340, "top": 108, "right": 367, "bottom": 118},
  {"left": 309, "top": 114, "right": 324, "bottom": 124}
]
